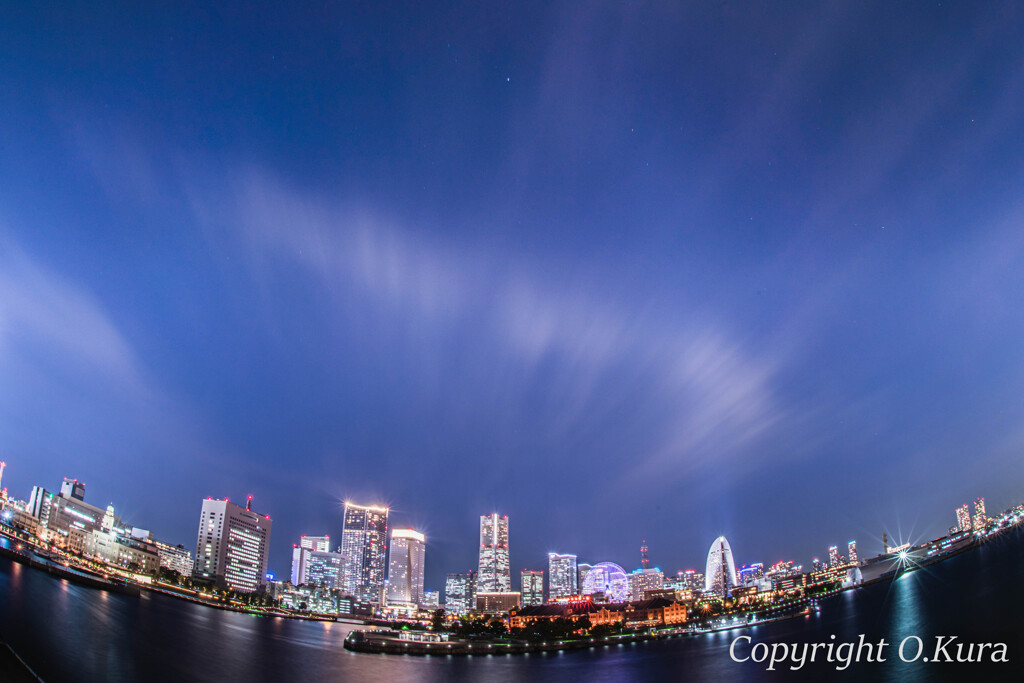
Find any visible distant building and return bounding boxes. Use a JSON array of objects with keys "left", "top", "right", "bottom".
[
  {"left": 577, "top": 563, "right": 593, "bottom": 590},
  {"left": 520, "top": 570, "right": 544, "bottom": 606},
  {"left": 27, "top": 479, "right": 118, "bottom": 550},
  {"left": 301, "top": 535, "right": 332, "bottom": 552},
  {"left": 340, "top": 502, "right": 389, "bottom": 604},
  {"left": 476, "top": 591, "right": 520, "bottom": 614},
  {"left": 387, "top": 528, "right": 426, "bottom": 607},
  {"left": 828, "top": 545, "right": 840, "bottom": 568},
  {"left": 847, "top": 541, "right": 858, "bottom": 565},
  {"left": 973, "top": 498, "right": 988, "bottom": 531},
  {"left": 422, "top": 590, "right": 440, "bottom": 610},
  {"left": 444, "top": 572, "right": 476, "bottom": 615},
  {"left": 581, "top": 562, "right": 630, "bottom": 603},
  {"left": 704, "top": 536, "right": 738, "bottom": 596},
  {"left": 192, "top": 497, "right": 273, "bottom": 593},
  {"left": 155, "top": 540, "right": 193, "bottom": 576},
  {"left": 629, "top": 568, "right": 664, "bottom": 601},
  {"left": 956, "top": 504, "right": 971, "bottom": 532},
  {"left": 305, "top": 550, "right": 343, "bottom": 589},
  {"left": 478, "top": 513, "right": 510, "bottom": 592},
  {"left": 80, "top": 504, "right": 160, "bottom": 574},
  {"left": 547, "top": 553, "right": 578, "bottom": 598}
]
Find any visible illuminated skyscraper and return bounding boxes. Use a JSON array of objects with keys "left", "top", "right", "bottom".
[
  {"left": 973, "top": 498, "right": 988, "bottom": 531},
  {"left": 193, "top": 497, "right": 272, "bottom": 593},
  {"left": 828, "top": 545, "right": 840, "bottom": 567},
  {"left": 640, "top": 540, "right": 650, "bottom": 569},
  {"left": 520, "top": 569, "right": 544, "bottom": 606},
  {"left": 956, "top": 504, "right": 971, "bottom": 532},
  {"left": 340, "top": 502, "right": 389, "bottom": 604},
  {"left": 478, "top": 513, "right": 510, "bottom": 592},
  {"left": 387, "top": 528, "right": 426, "bottom": 607},
  {"left": 704, "top": 536, "right": 738, "bottom": 596},
  {"left": 847, "top": 540, "right": 858, "bottom": 565},
  {"left": 548, "top": 553, "right": 578, "bottom": 598}
]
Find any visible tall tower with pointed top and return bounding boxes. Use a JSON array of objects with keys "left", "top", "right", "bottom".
[{"left": 640, "top": 539, "right": 650, "bottom": 570}]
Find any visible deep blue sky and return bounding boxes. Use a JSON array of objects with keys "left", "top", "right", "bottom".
[{"left": 3, "top": 2, "right": 1024, "bottom": 590}]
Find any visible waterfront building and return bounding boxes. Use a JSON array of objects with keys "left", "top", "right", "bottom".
[
  {"left": 477, "top": 513, "right": 510, "bottom": 592},
  {"left": 847, "top": 540, "right": 858, "bottom": 565},
  {"left": 154, "top": 540, "right": 193, "bottom": 576},
  {"left": 547, "top": 553, "right": 578, "bottom": 598},
  {"left": 340, "top": 502, "right": 389, "bottom": 604},
  {"left": 26, "top": 479, "right": 119, "bottom": 549},
  {"left": 580, "top": 562, "right": 630, "bottom": 603},
  {"left": 704, "top": 536, "right": 738, "bottom": 596},
  {"left": 387, "top": 528, "right": 426, "bottom": 607},
  {"left": 80, "top": 505, "right": 161, "bottom": 574},
  {"left": 520, "top": 569, "right": 544, "bottom": 606},
  {"left": 510, "top": 597, "right": 687, "bottom": 630},
  {"left": 192, "top": 496, "right": 273, "bottom": 593}
]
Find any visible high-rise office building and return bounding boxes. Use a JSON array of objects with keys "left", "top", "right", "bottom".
[
  {"left": 956, "top": 504, "right": 971, "bottom": 532},
  {"left": 520, "top": 569, "right": 544, "bottom": 606},
  {"left": 478, "top": 513, "right": 510, "bottom": 592},
  {"left": 193, "top": 497, "right": 273, "bottom": 593},
  {"left": 973, "top": 498, "right": 988, "bottom": 531},
  {"left": 340, "top": 502, "right": 389, "bottom": 604},
  {"left": 548, "top": 553, "right": 578, "bottom": 598},
  {"left": 847, "top": 540, "right": 858, "bottom": 565},
  {"left": 828, "top": 545, "right": 840, "bottom": 567},
  {"left": 387, "top": 528, "right": 426, "bottom": 606}
]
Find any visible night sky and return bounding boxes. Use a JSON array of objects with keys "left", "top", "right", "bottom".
[{"left": 3, "top": 2, "right": 1024, "bottom": 591}]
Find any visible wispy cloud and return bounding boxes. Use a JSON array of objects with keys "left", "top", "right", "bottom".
[{"left": 190, "top": 170, "right": 785, "bottom": 486}]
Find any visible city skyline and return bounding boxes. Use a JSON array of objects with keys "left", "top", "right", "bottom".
[
  {"left": 1, "top": 464, "right": 1007, "bottom": 598},
  {"left": 4, "top": 2, "right": 1024, "bottom": 596}
]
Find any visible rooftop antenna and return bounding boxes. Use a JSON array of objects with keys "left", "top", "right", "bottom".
[
  {"left": 246, "top": 494, "right": 253, "bottom": 512},
  {"left": 640, "top": 539, "right": 650, "bottom": 570}
]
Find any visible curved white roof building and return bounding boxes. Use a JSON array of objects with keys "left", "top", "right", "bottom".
[{"left": 704, "top": 536, "right": 738, "bottom": 596}]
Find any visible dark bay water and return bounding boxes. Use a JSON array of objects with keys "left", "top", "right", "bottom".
[{"left": 3, "top": 529, "right": 1024, "bottom": 682}]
